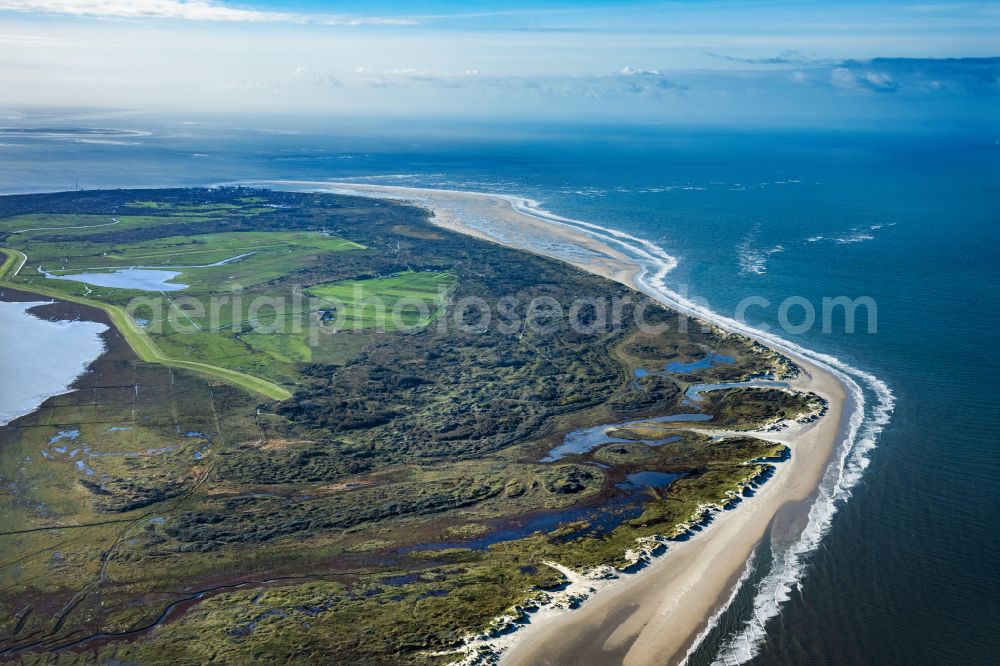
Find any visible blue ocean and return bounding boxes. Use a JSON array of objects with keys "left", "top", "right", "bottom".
[{"left": 1, "top": 118, "right": 997, "bottom": 664}]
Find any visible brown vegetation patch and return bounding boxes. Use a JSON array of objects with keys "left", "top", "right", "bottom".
[
  {"left": 316, "top": 479, "right": 375, "bottom": 494},
  {"left": 259, "top": 438, "right": 316, "bottom": 451}
]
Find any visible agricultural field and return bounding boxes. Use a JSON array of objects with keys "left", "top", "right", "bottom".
[{"left": 0, "top": 188, "right": 816, "bottom": 664}]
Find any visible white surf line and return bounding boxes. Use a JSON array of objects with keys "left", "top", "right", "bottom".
[
  {"left": 257, "top": 180, "right": 678, "bottom": 278},
  {"left": 12, "top": 217, "right": 121, "bottom": 234},
  {"left": 505, "top": 197, "right": 895, "bottom": 666},
  {"left": 250, "top": 180, "right": 894, "bottom": 663},
  {"left": 683, "top": 551, "right": 759, "bottom": 666},
  {"left": 0, "top": 128, "right": 151, "bottom": 138}
]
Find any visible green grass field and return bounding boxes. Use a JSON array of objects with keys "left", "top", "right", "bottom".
[
  {"left": 1, "top": 213, "right": 212, "bottom": 237},
  {"left": 39, "top": 231, "right": 361, "bottom": 269},
  {"left": 0, "top": 197, "right": 277, "bottom": 238},
  {"left": 306, "top": 270, "right": 456, "bottom": 331},
  {"left": 2, "top": 248, "right": 294, "bottom": 400},
  {"left": 126, "top": 200, "right": 242, "bottom": 211},
  {"left": 0, "top": 222, "right": 374, "bottom": 393},
  {"left": 21, "top": 230, "right": 365, "bottom": 291},
  {"left": 1, "top": 224, "right": 334, "bottom": 401}
]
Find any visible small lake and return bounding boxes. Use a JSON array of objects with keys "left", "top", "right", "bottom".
[
  {"left": 616, "top": 470, "right": 683, "bottom": 490},
  {"left": 43, "top": 267, "right": 188, "bottom": 292},
  {"left": 665, "top": 352, "right": 735, "bottom": 374},
  {"left": 409, "top": 468, "right": 687, "bottom": 552},
  {"left": 541, "top": 413, "right": 712, "bottom": 462},
  {"left": 0, "top": 300, "right": 107, "bottom": 426},
  {"left": 37, "top": 252, "right": 254, "bottom": 292},
  {"left": 413, "top": 499, "right": 644, "bottom": 551}
]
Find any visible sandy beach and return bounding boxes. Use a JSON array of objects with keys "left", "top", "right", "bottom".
[
  {"left": 502, "top": 358, "right": 844, "bottom": 666},
  {"left": 266, "top": 181, "right": 851, "bottom": 666}
]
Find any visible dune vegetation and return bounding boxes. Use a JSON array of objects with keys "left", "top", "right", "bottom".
[{"left": 0, "top": 188, "right": 816, "bottom": 664}]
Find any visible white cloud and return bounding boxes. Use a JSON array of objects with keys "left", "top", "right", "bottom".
[
  {"left": 339, "top": 65, "right": 685, "bottom": 99},
  {"left": 830, "top": 67, "right": 854, "bottom": 87},
  {"left": 319, "top": 17, "right": 417, "bottom": 27},
  {"left": 350, "top": 67, "right": 482, "bottom": 89},
  {"left": 0, "top": 0, "right": 417, "bottom": 24},
  {"left": 0, "top": 0, "right": 293, "bottom": 21},
  {"left": 831, "top": 66, "right": 898, "bottom": 92},
  {"left": 384, "top": 68, "right": 433, "bottom": 76},
  {"left": 862, "top": 71, "right": 895, "bottom": 90},
  {"left": 0, "top": 31, "right": 60, "bottom": 44},
  {"left": 288, "top": 67, "right": 342, "bottom": 87},
  {"left": 620, "top": 66, "right": 662, "bottom": 76},
  {"left": 609, "top": 66, "right": 684, "bottom": 94}
]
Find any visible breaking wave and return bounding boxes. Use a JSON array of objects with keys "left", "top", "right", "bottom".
[
  {"left": 260, "top": 180, "right": 894, "bottom": 664},
  {"left": 501, "top": 195, "right": 895, "bottom": 665}
]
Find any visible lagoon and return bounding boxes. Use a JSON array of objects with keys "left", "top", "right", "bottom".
[
  {"left": 0, "top": 300, "right": 107, "bottom": 426},
  {"left": 541, "top": 412, "right": 712, "bottom": 462}
]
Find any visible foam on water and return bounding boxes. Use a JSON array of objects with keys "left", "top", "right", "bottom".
[
  {"left": 506, "top": 196, "right": 895, "bottom": 665},
  {"left": 682, "top": 551, "right": 760, "bottom": 665},
  {"left": 261, "top": 181, "right": 895, "bottom": 664}
]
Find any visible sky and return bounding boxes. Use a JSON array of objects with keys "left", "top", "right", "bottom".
[{"left": 0, "top": 0, "right": 997, "bottom": 126}]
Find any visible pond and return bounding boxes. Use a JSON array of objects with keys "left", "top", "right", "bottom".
[
  {"left": 541, "top": 413, "right": 712, "bottom": 462},
  {"left": 44, "top": 267, "right": 188, "bottom": 292},
  {"left": 408, "top": 466, "right": 689, "bottom": 552},
  {"left": 38, "top": 252, "right": 255, "bottom": 292},
  {"left": 616, "top": 470, "right": 683, "bottom": 490},
  {"left": 665, "top": 352, "right": 735, "bottom": 374},
  {"left": 408, "top": 496, "right": 645, "bottom": 552}
]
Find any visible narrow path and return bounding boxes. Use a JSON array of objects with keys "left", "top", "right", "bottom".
[
  {"left": 162, "top": 291, "right": 203, "bottom": 331},
  {"left": 0, "top": 247, "right": 291, "bottom": 401},
  {"left": 10, "top": 217, "right": 121, "bottom": 234},
  {"left": 41, "top": 250, "right": 255, "bottom": 273}
]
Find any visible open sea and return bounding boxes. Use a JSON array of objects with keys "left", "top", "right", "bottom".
[{"left": 1, "top": 117, "right": 997, "bottom": 664}]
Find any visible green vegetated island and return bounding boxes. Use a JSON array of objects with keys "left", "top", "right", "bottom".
[{"left": 0, "top": 188, "right": 821, "bottom": 664}]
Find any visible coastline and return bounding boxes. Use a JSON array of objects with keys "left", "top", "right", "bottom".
[
  {"left": 503, "top": 358, "right": 845, "bottom": 666},
  {"left": 270, "top": 181, "right": 856, "bottom": 665},
  {"left": 0, "top": 287, "right": 110, "bottom": 427},
  {"left": 0, "top": 183, "right": 888, "bottom": 664}
]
